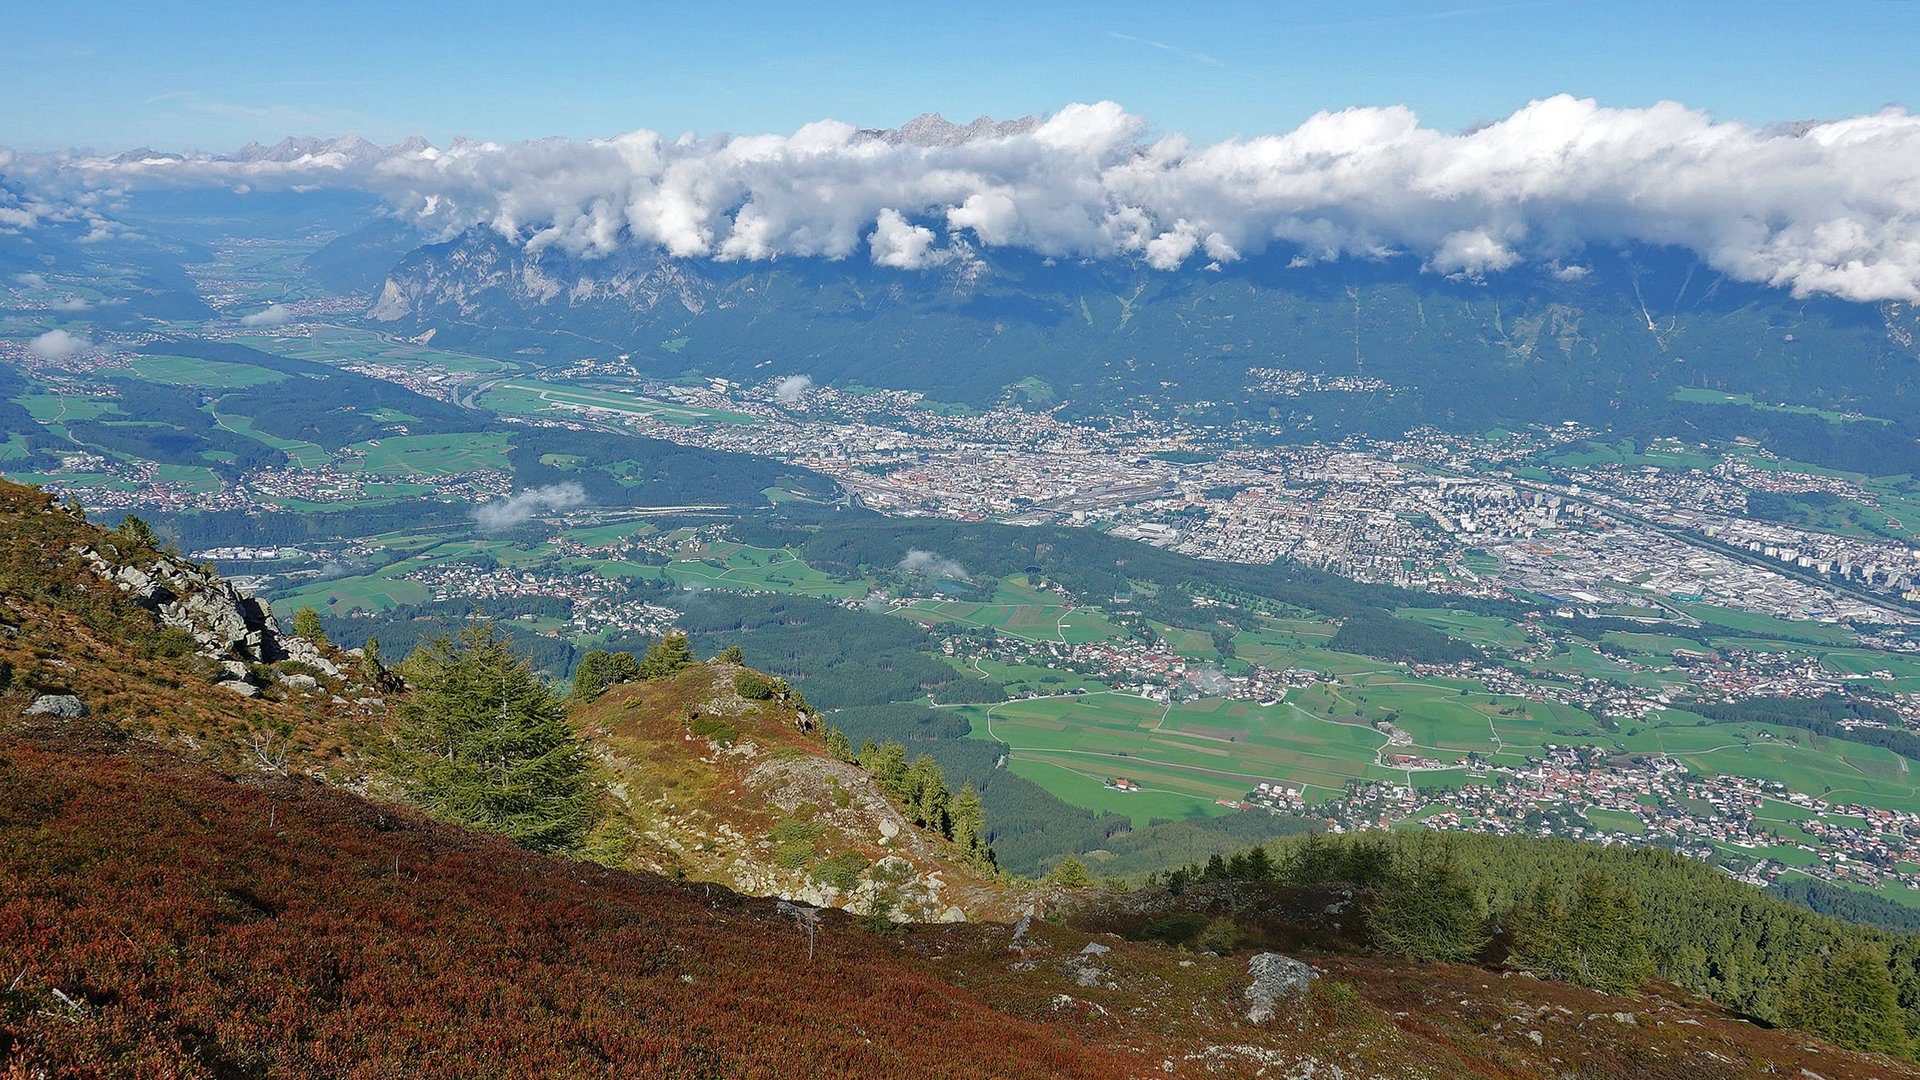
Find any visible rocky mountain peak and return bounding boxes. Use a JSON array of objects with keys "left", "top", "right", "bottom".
[{"left": 859, "top": 111, "right": 1039, "bottom": 147}]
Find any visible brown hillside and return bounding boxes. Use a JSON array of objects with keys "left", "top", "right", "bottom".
[
  {"left": 576, "top": 664, "right": 1012, "bottom": 920},
  {"left": 6, "top": 720, "right": 1918, "bottom": 1078},
  {"left": 0, "top": 480, "right": 386, "bottom": 781}
]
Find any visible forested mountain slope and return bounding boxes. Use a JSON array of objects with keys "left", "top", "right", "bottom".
[{"left": 366, "top": 236, "right": 1920, "bottom": 472}]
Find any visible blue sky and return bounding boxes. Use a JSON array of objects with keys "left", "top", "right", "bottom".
[{"left": 5, "top": 0, "right": 1916, "bottom": 151}]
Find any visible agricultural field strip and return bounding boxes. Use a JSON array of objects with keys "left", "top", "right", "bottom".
[{"left": 979, "top": 690, "right": 1392, "bottom": 795}]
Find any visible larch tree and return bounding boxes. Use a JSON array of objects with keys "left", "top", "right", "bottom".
[
  {"left": 396, "top": 620, "right": 599, "bottom": 853},
  {"left": 291, "top": 605, "right": 328, "bottom": 646},
  {"left": 638, "top": 633, "right": 695, "bottom": 679}
]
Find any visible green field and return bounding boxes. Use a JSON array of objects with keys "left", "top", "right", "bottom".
[
  {"left": 1599, "top": 631, "right": 1699, "bottom": 655},
  {"left": 213, "top": 413, "right": 331, "bottom": 467},
  {"left": 129, "top": 355, "right": 289, "bottom": 388},
  {"left": 1672, "top": 387, "right": 1890, "bottom": 425},
  {"left": 271, "top": 570, "right": 430, "bottom": 616},
  {"left": 966, "top": 687, "right": 1408, "bottom": 820},
  {"left": 960, "top": 657, "right": 1109, "bottom": 696},
  {"left": 1398, "top": 607, "right": 1531, "bottom": 650},
  {"left": 898, "top": 598, "right": 1077, "bottom": 642},
  {"left": 1617, "top": 714, "right": 1920, "bottom": 813},
  {"left": 18, "top": 394, "right": 121, "bottom": 422},
  {"left": 1584, "top": 808, "right": 1647, "bottom": 835},
  {"left": 234, "top": 326, "right": 517, "bottom": 374},
  {"left": 1676, "top": 602, "right": 1854, "bottom": 644},
  {"left": 347, "top": 432, "right": 512, "bottom": 477},
  {"left": 597, "top": 542, "right": 874, "bottom": 599}
]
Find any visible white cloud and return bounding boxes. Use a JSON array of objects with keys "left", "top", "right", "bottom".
[
  {"left": 39, "top": 94, "right": 1920, "bottom": 302},
  {"left": 773, "top": 374, "right": 812, "bottom": 405},
  {"left": 899, "top": 549, "right": 969, "bottom": 581},
  {"left": 473, "top": 482, "right": 587, "bottom": 531},
  {"left": 1429, "top": 228, "right": 1520, "bottom": 276},
  {"left": 1188, "top": 666, "right": 1234, "bottom": 696},
  {"left": 28, "top": 329, "right": 88, "bottom": 359},
  {"left": 870, "top": 208, "right": 943, "bottom": 268},
  {"left": 239, "top": 303, "right": 292, "bottom": 326}
]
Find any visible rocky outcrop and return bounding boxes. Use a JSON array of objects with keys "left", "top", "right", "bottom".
[
  {"left": 1244, "top": 953, "right": 1317, "bottom": 1023},
  {"left": 79, "top": 546, "right": 285, "bottom": 665},
  {"left": 77, "top": 546, "right": 345, "bottom": 695}
]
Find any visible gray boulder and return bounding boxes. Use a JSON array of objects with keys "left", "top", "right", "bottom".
[
  {"left": 81, "top": 545, "right": 289, "bottom": 667},
  {"left": 1244, "top": 952, "right": 1317, "bottom": 1023},
  {"left": 24, "top": 694, "right": 88, "bottom": 718}
]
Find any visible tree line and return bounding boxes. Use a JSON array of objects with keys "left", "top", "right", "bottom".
[{"left": 1157, "top": 831, "right": 1920, "bottom": 1058}]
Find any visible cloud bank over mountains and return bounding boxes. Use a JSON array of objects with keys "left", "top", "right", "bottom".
[{"left": 26, "top": 96, "right": 1920, "bottom": 303}]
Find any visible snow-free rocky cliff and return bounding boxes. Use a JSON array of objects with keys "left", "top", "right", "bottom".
[{"left": 76, "top": 544, "right": 338, "bottom": 694}]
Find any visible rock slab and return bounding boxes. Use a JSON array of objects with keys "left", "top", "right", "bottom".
[{"left": 1245, "top": 953, "right": 1317, "bottom": 1023}]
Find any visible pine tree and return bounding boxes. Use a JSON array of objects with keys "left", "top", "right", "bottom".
[
  {"left": 1785, "top": 941, "right": 1910, "bottom": 1056},
  {"left": 905, "top": 754, "right": 950, "bottom": 833},
  {"left": 1509, "top": 878, "right": 1574, "bottom": 977},
  {"left": 1047, "top": 854, "right": 1094, "bottom": 888},
  {"left": 572, "top": 650, "right": 616, "bottom": 702},
  {"left": 1367, "top": 837, "right": 1490, "bottom": 963},
  {"left": 949, "top": 783, "right": 996, "bottom": 871},
  {"left": 1563, "top": 869, "right": 1651, "bottom": 993},
  {"left": 362, "top": 636, "right": 387, "bottom": 686},
  {"left": 1510, "top": 870, "right": 1650, "bottom": 994},
  {"left": 862, "top": 741, "right": 910, "bottom": 796},
  {"left": 116, "top": 514, "right": 158, "bottom": 550},
  {"left": 717, "top": 644, "right": 745, "bottom": 664},
  {"left": 291, "top": 605, "right": 328, "bottom": 646},
  {"left": 396, "top": 620, "right": 599, "bottom": 853},
  {"left": 823, "top": 726, "right": 853, "bottom": 761},
  {"left": 638, "top": 633, "right": 695, "bottom": 679},
  {"left": 574, "top": 649, "right": 642, "bottom": 701},
  {"left": 1241, "top": 844, "right": 1275, "bottom": 881}
]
